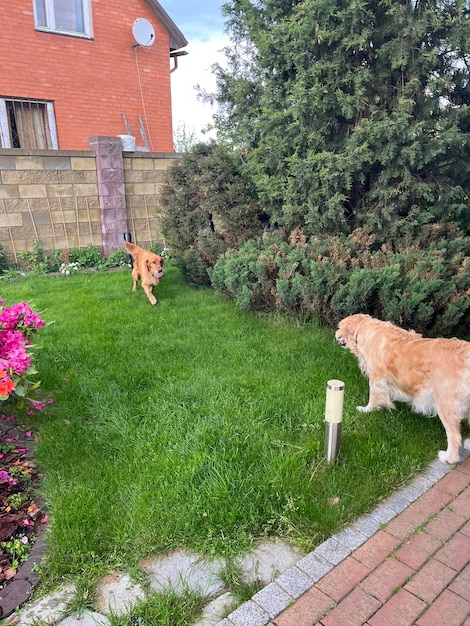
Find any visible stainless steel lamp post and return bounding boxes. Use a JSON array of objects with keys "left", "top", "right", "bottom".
[{"left": 324, "top": 379, "right": 345, "bottom": 463}]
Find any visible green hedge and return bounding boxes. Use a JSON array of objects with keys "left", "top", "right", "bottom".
[{"left": 209, "top": 223, "right": 470, "bottom": 336}]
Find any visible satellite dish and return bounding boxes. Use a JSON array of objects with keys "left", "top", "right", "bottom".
[{"left": 132, "top": 18, "right": 155, "bottom": 47}]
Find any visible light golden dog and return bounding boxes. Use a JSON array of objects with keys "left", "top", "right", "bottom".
[
  {"left": 335, "top": 314, "right": 470, "bottom": 464},
  {"left": 124, "top": 241, "right": 164, "bottom": 305}
]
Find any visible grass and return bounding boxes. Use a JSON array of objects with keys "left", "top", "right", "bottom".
[{"left": 0, "top": 264, "right": 452, "bottom": 618}]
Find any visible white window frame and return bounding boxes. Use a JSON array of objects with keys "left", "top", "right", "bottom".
[
  {"left": 0, "top": 101, "right": 9, "bottom": 148},
  {"left": 0, "top": 99, "right": 58, "bottom": 149},
  {"left": 33, "top": 0, "right": 93, "bottom": 39}
]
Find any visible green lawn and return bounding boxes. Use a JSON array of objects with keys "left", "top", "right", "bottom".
[{"left": 1, "top": 265, "right": 447, "bottom": 592}]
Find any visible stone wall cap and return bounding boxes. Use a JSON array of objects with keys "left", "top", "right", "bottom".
[{"left": 0, "top": 148, "right": 94, "bottom": 157}]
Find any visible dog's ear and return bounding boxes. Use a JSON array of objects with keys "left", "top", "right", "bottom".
[{"left": 160, "top": 256, "right": 164, "bottom": 266}]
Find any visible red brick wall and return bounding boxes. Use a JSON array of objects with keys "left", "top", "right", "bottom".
[{"left": 0, "top": 0, "right": 175, "bottom": 151}]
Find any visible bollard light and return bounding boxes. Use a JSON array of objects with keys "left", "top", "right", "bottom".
[{"left": 324, "top": 379, "right": 345, "bottom": 463}]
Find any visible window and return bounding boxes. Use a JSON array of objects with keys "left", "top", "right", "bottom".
[
  {"left": 0, "top": 99, "right": 58, "bottom": 149},
  {"left": 33, "top": 0, "right": 92, "bottom": 38}
]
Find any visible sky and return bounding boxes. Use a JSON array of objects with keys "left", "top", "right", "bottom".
[{"left": 158, "top": 1, "right": 230, "bottom": 141}]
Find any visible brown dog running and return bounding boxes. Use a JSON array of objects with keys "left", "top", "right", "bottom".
[
  {"left": 124, "top": 241, "right": 164, "bottom": 305},
  {"left": 335, "top": 313, "right": 470, "bottom": 464}
]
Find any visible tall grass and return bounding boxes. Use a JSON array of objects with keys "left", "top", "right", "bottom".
[{"left": 1, "top": 266, "right": 448, "bottom": 587}]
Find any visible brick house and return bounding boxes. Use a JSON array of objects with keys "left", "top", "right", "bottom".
[{"left": 0, "top": 0, "right": 188, "bottom": 152}]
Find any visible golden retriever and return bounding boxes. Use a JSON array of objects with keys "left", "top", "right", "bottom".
[
  {"left": 335, "top": 314, "right": 470, "bottom": 464},
  {"left": 124, "top": 241, "right": 164, "bottom": 305}
]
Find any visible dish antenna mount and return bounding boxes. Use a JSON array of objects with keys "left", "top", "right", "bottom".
[{"left": 132, "top": 18, "right": 155, "bottom": 48}]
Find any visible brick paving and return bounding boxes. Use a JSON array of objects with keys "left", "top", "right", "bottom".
[{"left": 219, "top": 453, "right": 470, "bottom": 626}]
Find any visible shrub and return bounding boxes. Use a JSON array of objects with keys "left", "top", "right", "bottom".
[
  {"left": 210, "top": 223, "right": 470, "bottom": 336},
  {"left": 160, "top": 142, "right": 264, "bottom": 284},
  {"left": 209, "top": 238, "right": 280, "bottom": 310}
]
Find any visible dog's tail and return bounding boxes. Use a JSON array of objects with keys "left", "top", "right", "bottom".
[{"left": 124, "top": 241, "right": 140, "bottom": 256}]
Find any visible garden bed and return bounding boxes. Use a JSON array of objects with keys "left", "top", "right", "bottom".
[{"left": 0, "top": 418, "right": 47, "bottom": 601}]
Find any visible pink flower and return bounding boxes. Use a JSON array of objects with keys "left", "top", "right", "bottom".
[
  {"left": 0, "top": 330, "right": 31, "bottom": 376},
  {"left": 30, "top": 397, "right": 54, "bottom": 411},
  {"left": 0, "top": 300, "right": 46, "bottom": 410},
  {"left": 0, "top": 470, "right": 15, "bottom": 485},
  {"left": 30, "top": 401, "right": 45, "bottom": 410},
  {"left": 0, "top": 302, "right": 45, "bottom": 333}
]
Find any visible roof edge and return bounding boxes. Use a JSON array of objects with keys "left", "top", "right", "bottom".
[{"left": 143, "top": 0, "right": 188, "bottom": 51}]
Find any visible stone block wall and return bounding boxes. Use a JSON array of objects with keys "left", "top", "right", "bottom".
[
  {"left": 0, "top": 140, "right": 177, "bottom": 266},
  {"left": 124, "top": 152, "right": 175, "bottom": 251}
]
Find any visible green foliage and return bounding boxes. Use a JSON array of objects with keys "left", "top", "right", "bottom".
[
  {"left": 18, "top": 240, "right": 60, "bottom": 274},
  {"left": 160, "top": 142, "right": 264, "bottom": 283},
  {"left": 210, "top": 223, "right": 470, "bottom": 335},
  {"left": 214, "top": 0, "right": 469, "bottom": 236},
  {"left": 12, "top": 242, "right": 132, "bottom": 275},
  {"left": 67, "top": 245, "right": 103, "bottom": 268},
  {"left": 104, "top": 247, "right": 130, "bottom": 268},
  {"left": 189, "top": 0, "right": 470, "bottom": 335},
  {"left": 1, "top": 536, "right": 34, "bottom": 570},
  {"left": 17, "top": 242, "right": 106, "bottom": 274},
  {"left": 2, "top": 242, "right": 171, "bottom": 279}
]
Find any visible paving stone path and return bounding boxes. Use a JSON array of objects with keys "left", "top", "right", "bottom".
[{"left": 7, "top": 540, "right": 304, "bottom": 625}]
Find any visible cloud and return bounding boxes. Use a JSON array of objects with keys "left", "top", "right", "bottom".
[{"left": 170, "top": 36, "right": 229, "bottom": 140}]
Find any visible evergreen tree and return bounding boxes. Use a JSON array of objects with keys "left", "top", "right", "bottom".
[{"left": 212, "top": 0, "right": 469, "bottom": 237}]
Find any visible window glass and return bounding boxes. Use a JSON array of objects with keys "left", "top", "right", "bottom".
[
  {"left": 34, "top": 0, "right": 47, "bottom": 27},
  {"left": 33, "top": 0, "right": 91, "bottom": 36},
  {"left": 53, "top": 0, "right": 84, "bottom": 33}
]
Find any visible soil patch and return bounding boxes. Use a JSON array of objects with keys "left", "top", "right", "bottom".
[{"left": 0, "top": 418, "right": 48, "bottom": 620}]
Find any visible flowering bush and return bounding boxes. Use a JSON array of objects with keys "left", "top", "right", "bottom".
[{"left": 0, "top": 299, "right": 45, "bottom": 407}]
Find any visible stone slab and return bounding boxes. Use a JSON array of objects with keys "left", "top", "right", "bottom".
[
  {"left": 58, "top": 610, "right": 111, "bottom": 625},
  {"left": 94, "top": 572, "right": 146, "bottom": 617},
  {"left": 141, "top": 549, "right": 224, "bottom": 597},
  {"left": 237, "top": 539, "right": 304, "bottom": 585}
]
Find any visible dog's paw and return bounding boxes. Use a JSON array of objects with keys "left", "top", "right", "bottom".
[
  {"left": 438, "top": 450, "right": 459, "bottom": 464},
  {"left": 464, "top": 438, "right": 470, "bottom": 451},
  {"left": 356, "top": 404, "right": 374, "bottom": 413}
]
